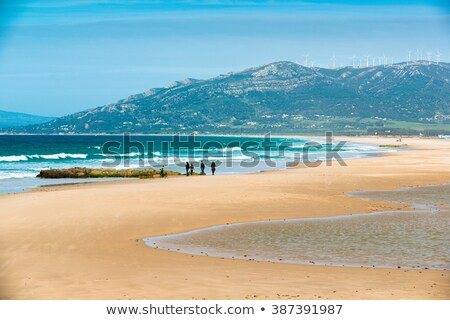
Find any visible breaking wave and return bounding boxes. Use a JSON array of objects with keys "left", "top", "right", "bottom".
[
  {"left": 0, "top": 172, "right": 37, "bottom": 179},
  {"left": 0, "top": 153, "right": 89, "bottom": 162}
]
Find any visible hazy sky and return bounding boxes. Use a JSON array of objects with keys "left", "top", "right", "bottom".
[{"left": 0, "top": 0, "right": 449, "bottom": 116}]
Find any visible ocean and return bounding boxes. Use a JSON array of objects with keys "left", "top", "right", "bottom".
[{"left": 0, "top": 134, "right": 384, "bottom": 194}]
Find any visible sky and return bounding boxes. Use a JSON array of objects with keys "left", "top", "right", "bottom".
[{"left": 0, "top": 0, "right": 449, "bottom": 117}]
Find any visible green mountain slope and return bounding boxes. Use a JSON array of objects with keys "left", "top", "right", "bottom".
[{"left": 11, "top": 61, "right": 450, "bottom": 135}]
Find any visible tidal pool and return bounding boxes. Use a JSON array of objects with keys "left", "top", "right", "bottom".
[{"left": 144, "top": 184, "right": 450, "bottom": 270}]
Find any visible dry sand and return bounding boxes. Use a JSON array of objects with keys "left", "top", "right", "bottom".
[{"left": 0, "top": 136, "right": 449, "bottom": 300}]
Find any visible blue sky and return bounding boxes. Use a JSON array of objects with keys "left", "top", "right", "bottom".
[{"left": 0, "top": 0, "right": 449, "bottom": 116}]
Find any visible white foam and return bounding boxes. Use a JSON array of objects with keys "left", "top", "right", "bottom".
[
  {"left": 218, "top": 147, "right": 242, "bottom": 152},
  {"left": 33, "top": 153, "right": 88, "bottom": 160},
  {"left": 100, "top": 152, "right": 142, "bottom": 157},
  {"left": 0, "top": 155, "right": 28, "bottom": 162},
  {"left": 0, "top": 153, "right": 90, "bottom": 162},
  {"left": 0, "top": 172, "right": 36, "bottom": 179}
]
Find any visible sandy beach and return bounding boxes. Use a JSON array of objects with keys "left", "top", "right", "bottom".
[{"left": 0, "top": 136, "right": 449, "bottom": 300}]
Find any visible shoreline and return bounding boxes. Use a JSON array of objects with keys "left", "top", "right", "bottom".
[
  {"left": 0, "top": 135, "right": 399, "bottom": 196},
  {"left": 0, "top": 136, "right": 449, "bottom": 299},
  {"left": 1, "top": 132, "right": 448, "bottom": 138},
  {"left": 144, "top": 183, "right": 449, "bottom": 271}
]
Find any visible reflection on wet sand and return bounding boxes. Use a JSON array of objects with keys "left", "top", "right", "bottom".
[{"left": 145, "top": 184, "right": 450, "bottom": 270}]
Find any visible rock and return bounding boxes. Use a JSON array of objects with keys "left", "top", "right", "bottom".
[{"left": 36, "top": 167, "right": 180, "bottom": 179}]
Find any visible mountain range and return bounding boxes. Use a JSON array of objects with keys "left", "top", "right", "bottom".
[
  {"left": 7, "top": 61, "right": 450, "bottom": 135},
  {"left": 0, "top": 110, "right": 55, "bottom": 129}
]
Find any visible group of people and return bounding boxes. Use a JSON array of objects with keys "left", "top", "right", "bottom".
[{"left": 185, "top": 160, "right": 216, "bottom": 176}]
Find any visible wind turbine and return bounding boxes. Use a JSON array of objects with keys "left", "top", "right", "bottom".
[
  {"left": 303, "top": 54, "right": 310, "bottom": 67},
  {"left": 435, "top": 51, "right": 442, "bottom": 64},
  {"left": 416, "top": 49, "right": 423, "bottom": 61},
  {"left": 372, "top": 57, "right": 376, "bottom": 66},
  {"left": 364, "top": 55, "right": 370, "bottom": 67},
  {"left": 351, "top": 55, "right": 356, "bottom": 68},
  {"left": 426, "top": 51, "right": 432, "bottom": 64},
  {"left": 331, "top": 54, "right": 336, "bottom": 69},
  {"left": 407, "top": 51, "right": 412, "bottom": 65},
  {"left": 382, "top": 53, "right": 387, "bottom": 67}
]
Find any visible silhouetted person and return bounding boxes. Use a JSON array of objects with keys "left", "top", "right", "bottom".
[
  {"left": 189, "top": 162, "right": 194, "bottom": 175},
  {"left": 200, "top": 160, "right": 205, "bottom": 175},
  {"left": 185, "top": 162, "right": 190, "bottom": 176},
  {"left": 211, "top": 161, "right": 216, "bottom": 175}
]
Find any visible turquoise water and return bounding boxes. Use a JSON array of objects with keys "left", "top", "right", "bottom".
[
  {"left": 144, "top": 184, "right": 450, "bottom": 270},
  {"left": 0, "top": 135, "right": 384, "bottom": 194}
]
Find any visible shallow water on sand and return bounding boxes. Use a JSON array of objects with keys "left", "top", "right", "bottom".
[{"left": 144, "top": 184, "right": 450, "bottom": 270}]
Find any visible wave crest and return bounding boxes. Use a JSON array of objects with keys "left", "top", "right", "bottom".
[
  {"left": 0, "top": 153, "right": 88, "bottom": 162},
  {"left": 0, "top": 155, "right": 28, "bottom": 162}
]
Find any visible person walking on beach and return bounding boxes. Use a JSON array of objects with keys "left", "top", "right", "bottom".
[
  {"left": 189, "top": 162, "right": 194, "bottom": 175},
  {"left": 211, "top": 161, "right": 216, "bottom": 175},
  {"left": 200, "top": 160, "right": 205, "bottom": 175},
  {"left": 185, "top": 162, "right": 190, "bottom": 176},
  {"left": 159, "top": 165, "right": 167, "bottom": 177}
]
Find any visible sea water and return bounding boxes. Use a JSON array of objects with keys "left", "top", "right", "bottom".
[
  {"left": 144, "top": 184, "right": 450, "bottom": 270},
  {"left": 0, "top": 135, "right": 386, "bottom": 194}
]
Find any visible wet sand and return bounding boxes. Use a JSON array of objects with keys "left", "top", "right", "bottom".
[
  {"left": 144, "top": 185, "right": 450, "bottom": 270},
  {"left": 0, "top": 136, "right": 449, "bottom": 299}
]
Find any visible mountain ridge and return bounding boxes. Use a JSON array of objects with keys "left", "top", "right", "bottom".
[
  {"left": 0, "top": 110, "right": 55, "bottom": 129},
  {"left": 8, "top": 60, "right": 450, "bottom": 135}
]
